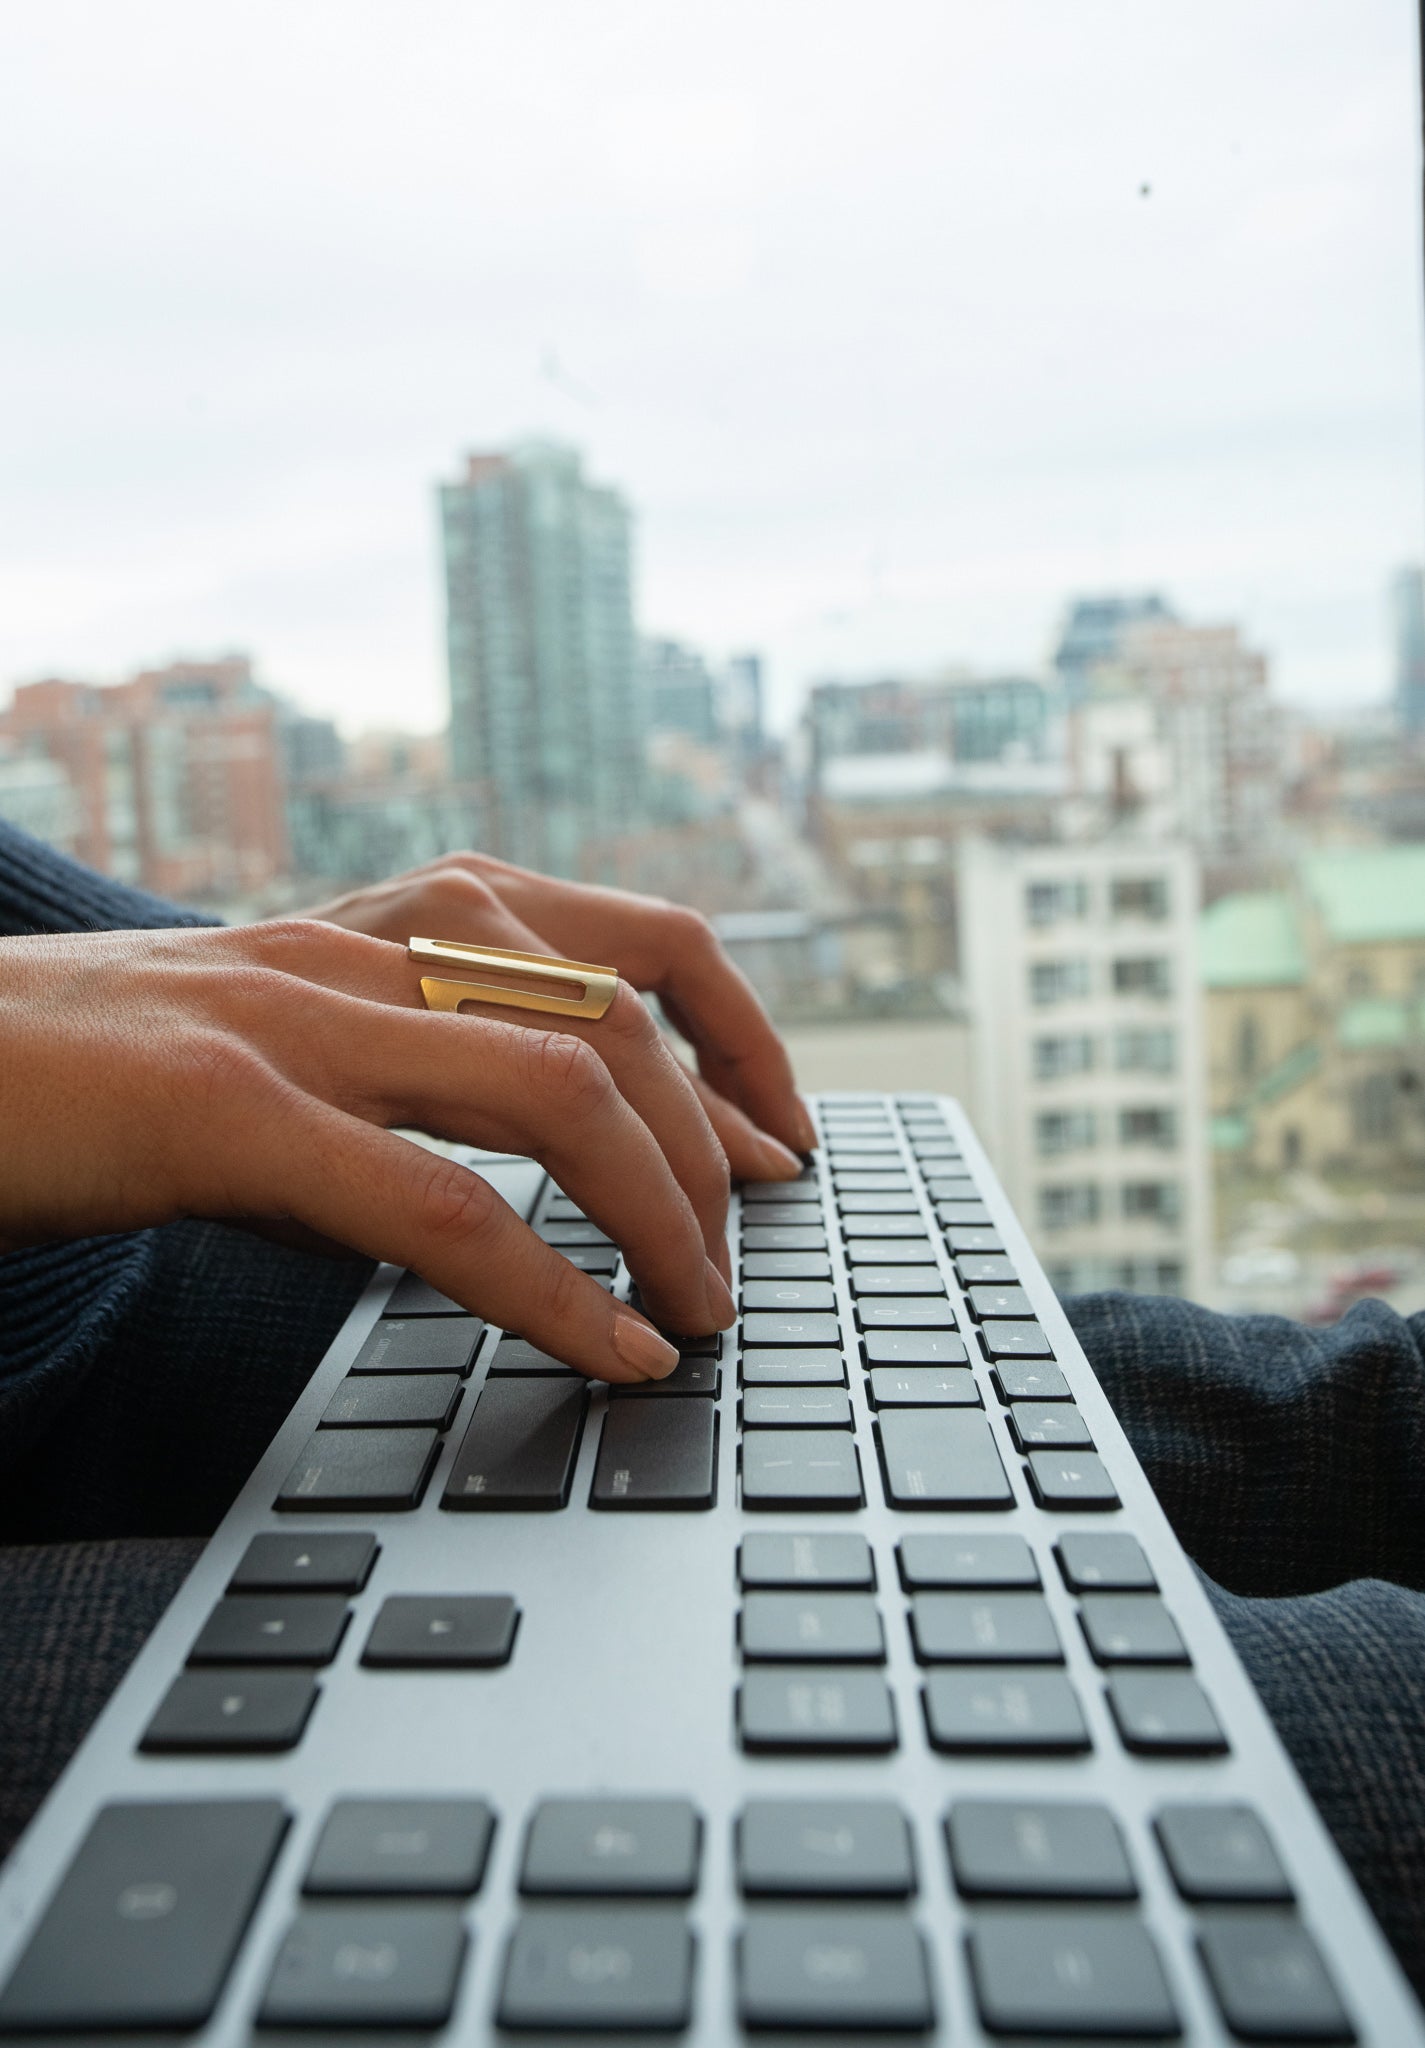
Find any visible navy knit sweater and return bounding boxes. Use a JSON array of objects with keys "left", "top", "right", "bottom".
[{"left": 0, "top": 819, "right": 218, "bottom": 1459}]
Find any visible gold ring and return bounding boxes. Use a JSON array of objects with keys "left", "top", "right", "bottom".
[{"left": 408, "top": 936, "right": 619, "bottom": 1021}]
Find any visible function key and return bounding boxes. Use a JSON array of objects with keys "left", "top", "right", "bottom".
[
  {"left": 739, "top": 1532, "right": 874, "bottom": 1589},
  {"left": 741, "top": 1224, "right": 828, "bottom": 1252},
  {"left": 967, "top": 1282, "right": 1032, "bottom": 1320},
  {"left": 740, "top": 1669, "right": 897, "bottom": 1753},
  {"left": 742, "top": 1280, "right": 836, "bottom": 1313},
  {"left": 229, "top": 1531, "right": 377, "bottom": 1594},
  {"left": 743, "top": 1311, "right": 841, "bottom": 1348},
  {"left": 304, "top": 1797, "right": 496, "bottom": 1896},
  {"left": 140, "top": 1671, "right": 318, "bottom": 1754},
  {"left": 1107, "top": 1671, "right": 1228, "bottom": 1755},
  {"left": 741, "top": 1348, "right": 845, "bottom": 1387},
  {"left": 868, "top": 1366, "right": 979, "bottom": 1408},
  {"left": 849, "top": 1264, "right": 945, "bottom": 1296},
  {"left": 738, "top": 1910, "right": 933, "bottom": 2031},
  {"left": 187, "top": 1594, "right": 349, "bottom": 1668},
  {"left": 909, "top": 1592, "right": 1062, "bottom": 1665},
  {"left": 0, "top": 1799, "right": 288, "bottom": 2031},
  {"left": 520, "top": 1798, "right": 701, "bottom": 1897},
  {"left": 993, "top": 1359, "right": 1071, "bottom": 1402},
  {"left": 738, "top": 1799, "right": 914, "bottom": 1898},
  {"left": 351, "top": 1317, "right": 481, "bottom": 1375},
  {"left": 840, "top": 1211, "right": 932, "bottom": 1238},
  {"left": 1009, "top": 1402, "right": 1094, "bottom": 1451},
  {"left": 258, "top": 1905, "right": 466, "bottom": 2028},
  {"left": 1154, "top": 1804, "right": 1292, "bottom": 1903},
  {"left": 878, "top": 1410, "right": 1012, "bottom": 1510},
  {"left": 980, "top": 1320, "right": 1054, "bottom": 1360},
  {"left": 744, "top": 1177, "right": 821, "bottom": 1206},
  {"left": 968, "top": 1910, "right": 1178, "bottom": 2039},
  {"left": 361, "top": 1594, "right": 519, "bottom": 1669},
  {"left": 741, "top": 1592, "right": 885, "bottom": 1664},
  {"left": 845, "top": 1235, "right": 934, "bottom": 1264},
  {"left": 1080, "top": 1594, "right": 1188, "bottom": 1665},
  {"left": 383, "top": 1273, "right": 468, "bottom": 1316},
  {"left": 1026, "top": 1450, "right": 1121, "bottom": 1511},
  {"left": 863, "top": 1330, "right": 969, "bottom": 1367},
  {"left": 955, "top": 1252, "right": 1019, "bottom": 1286},
  {"left": 742, "top": 1250, "right": 832, "bottom": 1281},
  {"left": 742, "top": 1386, "right": 852, "bottom": 1429},
  {"left": 944, "top": 1226, "right": 1005, "bottom": 1255},
  {"left": 923, "top": 1669, "right": 1090, "bottom": 1754},
  {"left": 898, "top": 1532, "right": 1039, "bottom": 1589},
  {"left": 946, "top": 1799, "right": 1137, "bottom": 1899},
  {"left": 590, "top": 1402, "right": 717, "bottom": 1510},
  {"left": 497, "top": 1908, "right": 693, "bottom": 2031},
  {"left": 276, "top": 1428, "right": 440, "bottom": 1512},
  {"left": 320, "top": 1372, "right": 463, "bottom": 1431},
  {"left": 857, "top": 1298, "right": 956, "bottom": 1331},
  {"left": 1057, "top": 1531, "right": 1156, "bottom": 1591},
  {"left": 1198, "top": 1916, "right": 1353, "bottom": 2044},
  {"left": 742, "top": 1430, "right": 863, "bottom": 1510}
]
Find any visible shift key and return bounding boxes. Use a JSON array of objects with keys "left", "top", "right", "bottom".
[{"left": 878, "top": 1411, "right": 1013, "bottom": 1509}]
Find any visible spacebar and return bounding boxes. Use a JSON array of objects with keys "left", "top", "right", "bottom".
[{"left": 442, "top": 1378, "right": 589, "bottom": 1509}]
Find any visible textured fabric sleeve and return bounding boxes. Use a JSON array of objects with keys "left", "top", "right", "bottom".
[{"left": 0, "top": 817, "right": 221, "bottom": 934}]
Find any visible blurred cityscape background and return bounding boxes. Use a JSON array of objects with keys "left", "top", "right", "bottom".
[{"left": 3, "top": 1, "right": 1422, "bottom": 1322}]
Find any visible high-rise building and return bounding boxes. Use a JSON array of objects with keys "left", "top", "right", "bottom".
[
  {"left": 1391, "top": 566, "right": 1425, "bottom": 735},
  {"left": 440, "top": 441, "right": 642, "bottom": 877},
  {"left": 1053, "top": 594, "right": 1176, "bottom": 703}
]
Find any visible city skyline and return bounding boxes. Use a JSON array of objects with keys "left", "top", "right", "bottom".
[{"left": 1, "top": 1, "right": 1420, "bottom": 736}]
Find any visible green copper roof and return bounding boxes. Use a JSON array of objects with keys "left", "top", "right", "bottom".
[
  {"left": 1301, "top": 846, "right": 1425, "bottom": 944},
  {"left": 1336, "top": 997, "right": 1425, "bottom": 1049},
  {"left": 1199, "top": 891, "right": 1305, "bottom": 988}
]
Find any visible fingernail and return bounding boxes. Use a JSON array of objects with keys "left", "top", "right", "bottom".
[
  {"left": 704, "top": 1257, "right": 737, "bottom": 1326},
  {"left": 793, "top": 1099, "right": 819, "bottom": 1151},
  {"left": 753, "top": 1131, "right": 804, "bottom": 1180},
  {"left": 612, "top": 1310, "right": 679, "bottom": 1379}
]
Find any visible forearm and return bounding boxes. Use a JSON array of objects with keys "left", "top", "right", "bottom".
[{"left": 0, "top": 819, "right": 220, "bottom": 936}]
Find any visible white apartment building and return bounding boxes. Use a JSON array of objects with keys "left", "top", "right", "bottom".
[{"left": 960, "top": 835, "right": 1213, "bottom": 1300}]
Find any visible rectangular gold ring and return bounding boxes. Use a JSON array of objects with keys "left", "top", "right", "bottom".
[{"left": 408, "top": 936, "right": 619, "bottom": 1021}]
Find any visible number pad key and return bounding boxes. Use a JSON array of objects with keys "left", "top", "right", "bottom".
[
  {"left": 520, "top": 1799, "right": 701, "bottom": 1897},
  {"left": 187, "top": 1594, "right": 349, "bottom": 1667},
  {"left": 738, "top": 1800, "right": 914, "bottom": 1897},
  {"left": 1080, "top": 1594, "right": 1188, "bottom": 1665},
  {"left": 969, "top": 1910, "right": 1178, "bottom": 2038},
  {"left": 741, "top": 1593, "right": 884, "bottom": 1663},
  {"left": 898, "top": 1533, "right": 1038, "bottom": 1589},
  {"left": 910, "top": 1592, "right": 1061, "bottom": 1664},
  {"left": 946, "top": 1800, "right": 1136, "bottom": 1899},
  {"left": 304, "top": 1798, "right": 496, "bottom": 1896},
  {"left": 257, "top": 1905, "right": 466, "bottom": 2027},
  {"left": 923, "top": 1670, "right": 1090, "bottom": 1754},
  {"left": 1197, "top": 1915, "right": 1352, "bottom": 2041},
  {"left": 738, "top": 1910, "right": 933, "bottom": 2031},
  {"left": 739, "top": 1533, "right": 874, "bottom": 1589},
  {"left": 1155, "top": 1804, "right": 1292, "bottom": 1902},
  {"left": 1107, "top": 1671, "right": 1228, "bottom": 1754},
  {"left": 740, "top": 1669, "right": 897, "bottom": 1753},
  {"left": 497, "top": 1908, "right": 693, "bottom": 2030},
  {"left": 1057, "top": 1532, "right": 1156, "bottom": 1591}
]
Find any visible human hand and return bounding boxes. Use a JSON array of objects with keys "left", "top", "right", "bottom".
[
  {"left": 298, "top": 853, "right": 817, "bottom": 1180},
  {"left": 0, "top": 921, "right": 741, "bottom": 1381}
]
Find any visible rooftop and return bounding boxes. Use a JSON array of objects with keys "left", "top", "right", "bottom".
[
  {"left": 1300, "top": 845, "right": 1425, "bottom": 945},
  {"left": 1199, "top": 891, "right": 1305, "bottom": 988}
]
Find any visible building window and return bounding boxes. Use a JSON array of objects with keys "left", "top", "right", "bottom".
[
  {"left": 1034, "top": 1033, "right": 1097, "bottom": 1080},
  {"left": 1036, "top": 1109, "right": 1098, "bottom": 1155},
  {"left": 1122, "top": 1180, "right": 1181, "bottom": 1224},
  {"left": 1116, "top": 1027, "right": 1175, "bottom": 1074},
  {"left": 1025, "top": 878, "right": 1090, "bottom": 926},
  {"left": 1119, "top": 1106, "right": 1177, "bottom": 1148},
  {"left": 1351, "top": 1073, "right": 1397, "bottom": 1145},
  {"left": 1039, "top": 1182, "right": 1100, "bottom": 1229},
  {"left": 1236, "top": 1012, "right": 1260, "bottom": 1080},
  {"left": 1029, "top": 958, "right": 1092, "bottom": 1005},
  {"left": 1345, "top": 966, "right": 1374, "bottom": 999},
  {"left": 1112, "top": 955, "right": 1173, "bottom": 998},
  {"left": 1110, "top": 875, "right": 1170, "bottom": 919}
]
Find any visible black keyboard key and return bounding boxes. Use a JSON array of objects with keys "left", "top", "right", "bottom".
[
  {"left": 1108, "top": 1670, "right": 1228, "bottom": 1754},
  {"left": 140, "top": 1670, "right": 318, "bottom": 1753},
  {"left": 993, "top": 1358, "right": 1072, "bottom": 1401},
  {"left": 187, "top": 1594, "right": 349, "bottom": 1667},
  {"left": 742, "top": 1250, "right": 833, "bottom": 1281},
  {"left": 748, "top": 1201, "right": 831, "bottom": 1228},
  {"left": 591, "top": 1400, "right": 717, "bottom": 1509},
  {"left": 969, "top": 1910, "right": 1179, "bottom": 2038},
  {"left": 845, "top": 1235, "right": 935, "bottom": 1263},
  {"left": 305, "top": 1798, "right": 496, "bottom": 1896},
  {"left": 1081, "top": 1593, "right": 1188, "bottom": 1664},
  {"left": 655, "top": 1326, "right": 720, "bottom": 1358},
  {"left": 742, "top": 1430, "right": 863, "bottom": 1509},
  {"left": 839, "top": 1211, "right": 930, "bottom": 1238},
  {"left": 320, "top": 1372, "right": 463, "bottom": 1430},
  {"left": 863, "top": 1329, "right": 969, "bottom": 1366},
  {"left": 742, "top": 1311, "right": 841, "bottom": 1347},
  {"left": 923, "top": 1669, "right": 1090, "bottom": 1754},
  {"left": 980, "top": 1319, "right": 1054, "bottom": 1359},
  {"left": 744, "top": 1176, "right": 820, "bottom": 1204},
  {"left": 384, "top": 1273, "right": 467, "bottom": 1316},
  {"left": 610, "top": 1356, "right": 720, "bottom": 1397},
  {"left": 910, "top": 1591, "right": 1062, "bottom": 1664},
  {"left": 738, "top": 1800, "right": 914, "bottom": 1898},
  {"left": 742, "top": 1592, "right": 885, "bottom": 1662},
  {"left": 739, "top": 1532, "right": 874, "bottom": 1589},
  {"left": 538, "top": 1219, "right": 614, "bottom": 1246},
  {"left": 230, "top": 1531, "right": 378, "bottom": 1594},
  {"left": 486, "top": 1337, "right": 581, "bottom": 1376},
  {"left": 943, "top": 1225, "right": 1004, "bottom": 1254},
  {"left": 927, "top": 1173, "right": 978, "bottom": 1197},
  {"left": 833, "top": 1170, "right": 913, "bottom": 1193},
  {"left": 909, "top": 1138, "right": 961, "bottom": 1158},
  {"left": 361, "top": 1594, "right": 518, "bottom": 1668},
  {"left": 1009, "top": 1400, "right": 1094, "bottom": 1450},
  {"left": 1199, "top": 1915, "right": 1353, "bottom": 2040},
  {"left": 858, "top": 1297, "right": 955, "bottom": 1331},
  {"left": 442, "top": 1379, "right": 588, "bottom": 1509},
  {"left": 742, "top": 1279, "right": 837, "bottom": 1312},
  {"left": 827, "top": 1151, "right": 904, "bottom": 1172},
  {"left": 520, "top": 1799, "right": 700, "bottom": 1897},
  {"left": 935, "top": 1202, "right": 993, "bottom": 1227},
  {"left": 258, "top": 1904, "right": 467, "bottom": 2027},
  {"left": 1155, "top": 1805, "right": 1292, "bottom": 1903},
  {"left": 898, "top": 1533, "right": 1039, "bottom": 1589},
  {"left": 948, "top": 1799, "right": 1137, "bottom": 1899},
  {"left": 543, "top": 1193, "right": 589, "bottom": 1219},
  {"left": 742, "top": 1385, "right": 852, "bottom": 1428},
  {"left": 850, "top": 1264, "right": 946, "bottom": 1296},
  {"left": 1058, "top": 1532, "right": 1156, "bottom": 1591},
  {"left": 967, "top": 1281, "right": 1032, "bottom": 1319},
  {"left": 740, "top": 1347, "right": 845, "bottom": 1386},
  {"left": 869, "top": 1365, "right": 980, "bottom": 1407},
  {"left": 878, "top": 1410, "right": 1012, "bottom": 1509},
  {"left": 276, "top": 1427, "right": 440, "bottom": 1512},
  {"left": 742, "top": 1224, "right": 827, "bottom": 1252},
  {"left": 0, "top": 1800, "right": 287, "bottom": 2031},
  {"left": 825, "top": 1134, "right": 900, "bottom": 1153},
  {"left": 559, "top": 1244, "right": 620, "bottom": 1273},
  {"left": 351, "top": 1317, "right": 482, "bottom": 1375},
  {"left": 1027, "top": 1449, "right": 1122, "bottom": 1510},
  {"left": 738, "top": 1909, "right": 933, "bottom": 2030},
  {"left": 497, "top": 1907, "right": 693, "bottom": 2030},
  {"left": 835, "top": 1191, "right": 920, "bottom": 1214},
  {"left": 955, "top": 1252, "right": 1018, "bottom": 1284},
  {"left": 741, "top": 1669, "right": 896, "bottom": 1753}
]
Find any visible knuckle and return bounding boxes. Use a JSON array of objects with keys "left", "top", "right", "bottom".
[
  {"left": 602, "top": 981, "right": 656, "bottom": 1048},
  {"left": 412, "top": 1156, "right": 502, "bottom": 1246},
  {"left": 527, "top": 1030, "right": 612, "bottom": 1119},
  {"left": 433, "top": 868, "right": 503, "bottom": 918},
  {"left": 542, "top": 1244, "right": 591, "bottom": 1325},
  {"left": 669, "top": 903, "right": 718, "bottom": 956}
]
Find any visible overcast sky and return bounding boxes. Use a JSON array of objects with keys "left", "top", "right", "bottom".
[{"left": 2, "top": 0, "right": 1422, "bottom": 735}]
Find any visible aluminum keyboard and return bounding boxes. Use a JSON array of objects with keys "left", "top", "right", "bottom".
[{"left": 0, "top": 1093, "right": 1419, "bottom": 2043}]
